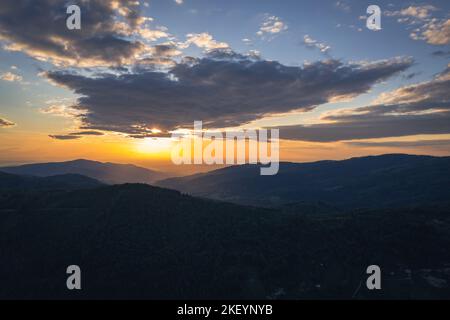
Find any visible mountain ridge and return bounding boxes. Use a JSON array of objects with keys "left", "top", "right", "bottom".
[
  {"left": 0, "top": 171, "right": 103, "bottom": 191},
  {"left": 157, "top": 154, "right": 450, "bottom": 209},
  {"left": 1, "top": 159, "right": 167, "bottom": 185}
]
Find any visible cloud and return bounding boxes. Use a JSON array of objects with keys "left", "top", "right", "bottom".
[
  {"left": 432, "top": 50, "right": 450, "bottom": 57},
  {"left": 175, "top": 0, "right": 183, "bottom": 4},
  {"left": 129, "top": 132, "right": 173, "bottom": 139},
  {"left": 386, "top": 5, "right": 449, "bottom": 45},
  {"left": 346, "top": 139, "right": 450, "bottom": 148},
  {"left": 419, "top": 19, "right": 450, "bottom": 45},
  {"left": 335, "top": 1, "right": 351, "bottom": 12},
  {"left": 276, "top": 67, "right": 450, "bottom": 142},
  {"left": 48, "top": 131, "right": 104, "bottom": 140},
  {"left": 0, "top": 117, "right": 15, "bottom": 128},
  {"left": 279, "top": 113, "right": 450, "bottom": 142},
  {"left": 386, "top": 5, "right": 437, "bottom": 20},
  {"left": 138, "top": 26, "right": 170, "bottom": 41},
  {"left": 181, "top": 33, "right": 229, "bottom": 51},
  {"left": 40, "top": 104, "right": 85, "bottom": 118},
  {"left": 403, "top": 72, "right": 420, "bottom": 80},
  {"left": 0, "top": 0, "right": 170, "bottom": 67},
  {"left": 135, "top": 57, "right": 177, "bottom": 69},
  {"left": 257, "top": 16, "right": 288, "bottom": 38},
  {"left": 203, "top": 48, "right": 259, "bottom": 61},
  {"left": 368, "top": 68, "right": 450, "bottom": 111},
  {"left": 150, "top": 44, "right": 182, "bottom": 57},
  {"left": 0, "top": 72, "right": 22, "bottom": 82},
  {"left": 49, "top": 135, "right": 82, "bottom": 140},
  {"left": 44, "top": 51, "right": 413, "bottom": 135},
  {"left": 132, "top": 43, "right": 182, "bottom": 69},
  {"left": 303, "top": 35, "right": 331, "bottom": 54},
  {"left": 69, "top": 131, "right": 104, "bottom": 136}
]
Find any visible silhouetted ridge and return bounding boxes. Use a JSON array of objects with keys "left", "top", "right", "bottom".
[
  {"left": 1, "top": 159, "right": 167, "bottom": 184},
  {"left": 157, "top": 154, "right": 450, "bottom": 208},
  {"left": 0, "top": 171, "right": 103, "bottom": 191}
]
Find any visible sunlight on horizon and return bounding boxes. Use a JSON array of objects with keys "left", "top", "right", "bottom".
[{"left": 135, "top": 137, "right": 173, "bottom": 155}]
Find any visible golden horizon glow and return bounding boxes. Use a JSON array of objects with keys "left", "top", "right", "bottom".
[{"left": 2, "top": 126, "right": 450, "bottom": 175}]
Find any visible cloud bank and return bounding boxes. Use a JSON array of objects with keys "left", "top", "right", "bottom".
[
  {"left": 387, "top": 5, "right": 450, "bottom": 45},
  {"left": 0, "top": 0, "right": 169, "bottom": 67},
  {"left": 278, "top": 67, "right": 450, "bottom": 142},
  {"left": 44, "top": 51, "right": 413, "bottom": 135}
]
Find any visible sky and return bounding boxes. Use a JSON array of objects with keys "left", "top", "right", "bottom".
[{"left": 0, "top": 0, "right": 449, "bottom": 174}]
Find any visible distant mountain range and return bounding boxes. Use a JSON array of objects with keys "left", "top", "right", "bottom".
[
  {"left": 1, "top": 159, "right": 167, "bottom": 185},
  {"left": 157, "top": 154, "right": 450, "bottom": 209},
  {"left": 0, "top": 171, "right": 103, "bottom": 191},
  {"left": 1, "top": 155, "right": 450, "bottom": 299},
  {"left": 3, "top": 154, "right": 449, "bottom": 210}
]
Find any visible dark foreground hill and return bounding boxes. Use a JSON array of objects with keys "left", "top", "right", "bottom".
[
  {"left": 157, "top": 154, "right": 450, "bottom": 209},
  {"left": 1, "top": 159, "right": 167, "bottom": 184},
  {"left": 1, "top": 183, "right": 449, "bottom": 299}
]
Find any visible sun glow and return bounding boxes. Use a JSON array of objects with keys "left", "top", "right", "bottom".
[{"left": 135, "top": 138, "right": 173, "bottom": 155}]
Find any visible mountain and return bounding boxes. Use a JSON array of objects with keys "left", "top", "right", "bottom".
[
  {"left": 1, "top": 183, "right": 449, "bottom": 299},
  {"left": 1, "top": 159, "right": 167, "bottom": 184},
  {"left": 157, "top": 154, "right": 450, "bottom": 209},
  {"left": 0, "top": 171, "right": 103, "bottom": 191}
]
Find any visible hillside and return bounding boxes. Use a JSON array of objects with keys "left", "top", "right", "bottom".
[
  {"left": 157, "top": 154, "right": 450, "bottom": 209},
  {"left": 1, "top": 159, "right": 167, "bottom": 184},
  {"left": 0, "top": 183, "right": 450, "bottom": 299},
  {"left": 0, "top": 171, "right": 103, "bottom": 191}
]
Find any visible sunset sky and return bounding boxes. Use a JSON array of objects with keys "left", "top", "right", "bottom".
[{"left": 0, "top": 0, "right": 449, "bottom": 174}]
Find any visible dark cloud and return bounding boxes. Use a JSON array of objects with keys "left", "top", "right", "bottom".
[
  {"left": 0, "top": 0, "right": 153, "bottom": 67},
  {"left": 325, "top": 68, "right": 450, "bottom": 118},
  {"left": 432, "top": 50, "right": 450, "bottom": 57},
  {"left": 48, "top": 131, "right": 104, "bottom": 140},
  {"left": 277, "top": 68, "right": 450, "bottom": 142},
  {"left": 204, "top": 48, "right": 260, "bottom": 61},
  {"left": 129, "top": 133, "right": 173, "bottom": 139},
  {"left": 403, "top": 72, "right": 420, "bottom": 80},
  {"left": 279, "top": 112, "right": 450, "bottom": 142},
  {"left": 346, "top": 139, "right": 450, "bottom": 148},
  {"left": 151, "top": 44, "right": 181, "bottom": 57},
  {"left": 0, "top": 117, "right": 15, "bottom": 127},
  {"left": 49, "top": 135, "right": 82, "bottom": 140},
  {"left": 131, "top": 44, "right": 182, "bottom": 71},
  {"left": 69, "top": 131, "right": 104, "bottom": 136},
  {"left": 45, "top": 53, "right": 413, "bottom": 134}
]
